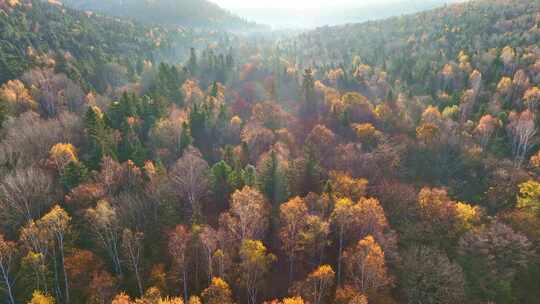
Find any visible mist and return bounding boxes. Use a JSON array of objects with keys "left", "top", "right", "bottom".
[{"left": 211, "top": 0, "right": 468, "bottom": 29}]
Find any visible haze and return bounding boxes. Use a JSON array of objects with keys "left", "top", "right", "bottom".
[
  {"left": 211, "top": 0, "right": 467, "bottom": 29},
  {"left": 211, "top": 0, "right": 390, "bottom": 9}
]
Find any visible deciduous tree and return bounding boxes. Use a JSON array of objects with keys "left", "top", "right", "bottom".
[
  {"left": 343, "top": 235, "right": 391, "bottom": 293},
  {"left": 292, "top": 265, "right": 335, "bottom": 304},
  {"left": 85, "top": 200, "right": 123, "bottom": 276},
  {"left": 122, "top": 229, "right": 144, "bottom": 296},
  {"left": 402, "top": 246, "right": 465, "bottom": 304},
  {"left": 239, "top": 240, "right": 276, "bottom": 304},
  {"left": 0, "top": 234, "right": 16, "bottom": 304},
  {"left": 169, "top": 146, "right": 209, "bottom": 219},
  {"left": 279, "top": 197, "right": 309, "bottom": 282},
  {"left": 168, "top": 225, "right": 191, "bottom": 301},
  {"left": 201, "top": 277, "right": 234, "bottom": 304}
]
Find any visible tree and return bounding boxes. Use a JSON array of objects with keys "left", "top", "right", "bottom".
[
  {"left": 239, "top": 240, "right": 276, "bottom": 304},
  {"left": 169, "top": 146, "right": 209, "bottom": 219},
  {"left": 39, "top": 205, "right": 71, "bottom": 303},
  {"left": 402, "top": 247, "right": 465, "bottom": 304},
  {"left": 517, "top": 180, "right": 540, "bottom": 217},
  {"left": 64, "top": 249, "right": 105, "bottom": 301},
  {"left": 28, "top": 291, "right": 55, "bottom": 304},
  {"left": 458, "top": 221, "right": 533, "bottom": 302},
  {"left": 301, "top": 68, "right": 317, "bottom": 116},
  {"left": 88, "top": 269, "right": 117, "bottom": 304},
  {"left": 334, "top": 285, "right": 368, "bottom": 304},
  {"left": 524, "top": 87, "right": 540, "bottom": 112},
  {"left": 279, "top": 197, "right": 309, "bottom": 282},
  {"left": 168, "top": 225, "right": 192, "bottom": 301},
  {"left": 0, "top": 166, "right": 54, "bottom": 234},
  {"left": 222, "top": 186, "right": 270, "bottom": 242},
  {"left": 474, "top": 115, "right": 499, "bottom": 150},
  {"left": 199, "top": 226, "right": 219, "bottom": 282},
  {"left": 0, "top": 234, "right": 16, "bottom": 304},
  {"left": 328, "top": 171, "right": 368, "bottom": 202},
  {"left": 416, "top": 123, "right": 440, "bottom": 148},
  {"left": 355, "top": 197, "right": 389, "bottom": 238},
  {"left": 85, "top": 200, "right": 123, "bottom": 276},
  {"left": 0, "top": 79, "right": 37, "bottom": 115},
  {"left": 210, "top": 160, "right": 234, "bottom": 209},
  {"left": 353, "top": 123, "right": 381, "bottom": 150},
  {"left": 343, "top": 235, "right": 391, "bottom": 293},
  {"left": 188, "top": 48, "right": 198, "bottom": 76},
  {"left": 201, "top": 277, "right": 234, "bottom": 304},
  {"left": 257, "top": 149, "right": 288, "bottom": 207},
  {"left": 507, "top": 110, "right": 536, "bottom": 168},
  {"left": 330, "top": 198, "right": 357, "bottom": 285},
  {"left": 292, "top": 265, "right": 335, "bottom": 304},
  {"left": 84, "top": 106, "right": 116, "bottom": 168},
  {"left": 305, "top": 125, "right": 336, "bottom": 167},
  {"left": 48, "top": 143, "right": 78, "bottom": 173},
  {"left": 122, "top": 229, "right": 144, "bottom": 296},
  {"left": 20, "top": 221, "right": 52, "bottom": 295},
  {"left": 301, "top": 215, "right": 330, "bottom": 266}
]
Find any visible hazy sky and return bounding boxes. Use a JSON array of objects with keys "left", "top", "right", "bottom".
[{"left": 210, "top": 0, "right": 405, "bottom": 9}]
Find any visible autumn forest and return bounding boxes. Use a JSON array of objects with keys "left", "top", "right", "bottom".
[{"left": 1, "top": 0, "right": 540, "bottom": 303}]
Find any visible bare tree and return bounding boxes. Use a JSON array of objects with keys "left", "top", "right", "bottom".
[
  {"left": 122, "top": 229, "right": 144, "bottom": 297},
  {"left": 0, "top": 166, "right": 55, "bottom": 233},
  {"left": 85, "top": 200, "right": 123, "bottom": 276},
  {"left": 507, "top": 110, "right": 536, "bottom": 168},
  {"left": 169, "top": 146, "right": 209, "bottom": 219},
  {"left": 199, "top": 225, "right": 218, "bottom": 282},
  {"left": 168, "top": 225, "right": 192, "bottom": 301},
  {"left": 0, "top": 111, "right": 82, "bottom": 169},
  {"left": 40, "top": 205, "right": 72, "bottom": 303},
  {"left": 0, "top": 234, "right": 16, "bottom": 304},
  {"left": 219, "top": 186, "right": 270, "bottom": 242}
]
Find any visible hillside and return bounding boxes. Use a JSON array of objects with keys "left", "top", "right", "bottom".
[
  {"left": 2, "top": 0, "right": 540, "bottom": 304},
  {"left": 0, "top": 0, "right": 235, "bottom": 91},
  {"left": 62, "top": 0, "right": 259, "bottom": 30}
]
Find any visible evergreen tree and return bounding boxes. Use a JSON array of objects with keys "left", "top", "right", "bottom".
[
  {"left": 60, "top": 161, "right": 88, "bottom": 190},
  {"left": 179, "top": 121, "right": 194, "bottom": 156},
  {"left": 85, "top": 106, "right": 116, "bottom": 169},
  {"left": 188, "top": 47, "right": 198, "bottom": 76},
  {"left": 258, "top": 150, "right": 288, "bottom": 207}
]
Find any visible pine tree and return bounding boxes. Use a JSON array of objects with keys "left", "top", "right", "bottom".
[
  {"left": 85, "top": 106, "right": 116, "bottom": 169},
  {"left": 60, "top": 161, "right": 88, "bottom": 190},
  {"left": 188, "top": 47, "right": 198, "bottom": 76}
]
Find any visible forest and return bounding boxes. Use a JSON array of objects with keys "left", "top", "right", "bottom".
[{"left": 1, "top": 0, "right": 540, "bottom": 303}]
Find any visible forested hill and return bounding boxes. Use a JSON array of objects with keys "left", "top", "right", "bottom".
[
  {"left": 0, "top": 0, "right": 161, "bottom": 89},
  {"left": 0, "top": 0, "right": 234, "bottom": 91},
  {"left": 3, "top": 0, "right": 540, "bottom": 304},
  {"left": 61, "top": 0, "right": 260, "bottom": 30},
  {"left": 281, "top": 0, "right": 540, "bottom": 95}
]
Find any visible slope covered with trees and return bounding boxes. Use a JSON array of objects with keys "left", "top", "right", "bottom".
[
  {"left": 2, "top": 0, "right": 540, "bottom": 303},
  {"left": 62, "top": 0, "right": 259, "bottom": 30}
]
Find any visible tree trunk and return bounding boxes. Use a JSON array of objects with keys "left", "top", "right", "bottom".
[
  {"left": 183, "top": 270, "right": 188, "bottom": 302},
  {"left": 0, "top": 264, "right": 15, "bottom": 304},
  {"left": 288, "top": 255, "right": 294, "bottom": 284},
  {"left": 59, "top": 237, "right": 70, "bottom": 303},
  {"left": 337, "top": 228, "right": 344, "bottom": 286}
]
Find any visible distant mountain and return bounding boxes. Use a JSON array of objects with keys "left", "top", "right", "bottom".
[
  {"left": 228, "top": 0, "right": 467, "bottom": 29},
  {"left": 61, "top": 0, "right": 261, "bottom": 30}
]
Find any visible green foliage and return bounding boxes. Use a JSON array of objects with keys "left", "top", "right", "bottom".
[
  {"left": 60, "top": 161, "right": 89, "bottom": 190},
  {"left": 258, "top": 150, "right": 288, "bottom": 207},
  {"left": 84, "top": 106, "right": 117, "bottom": 169}
]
